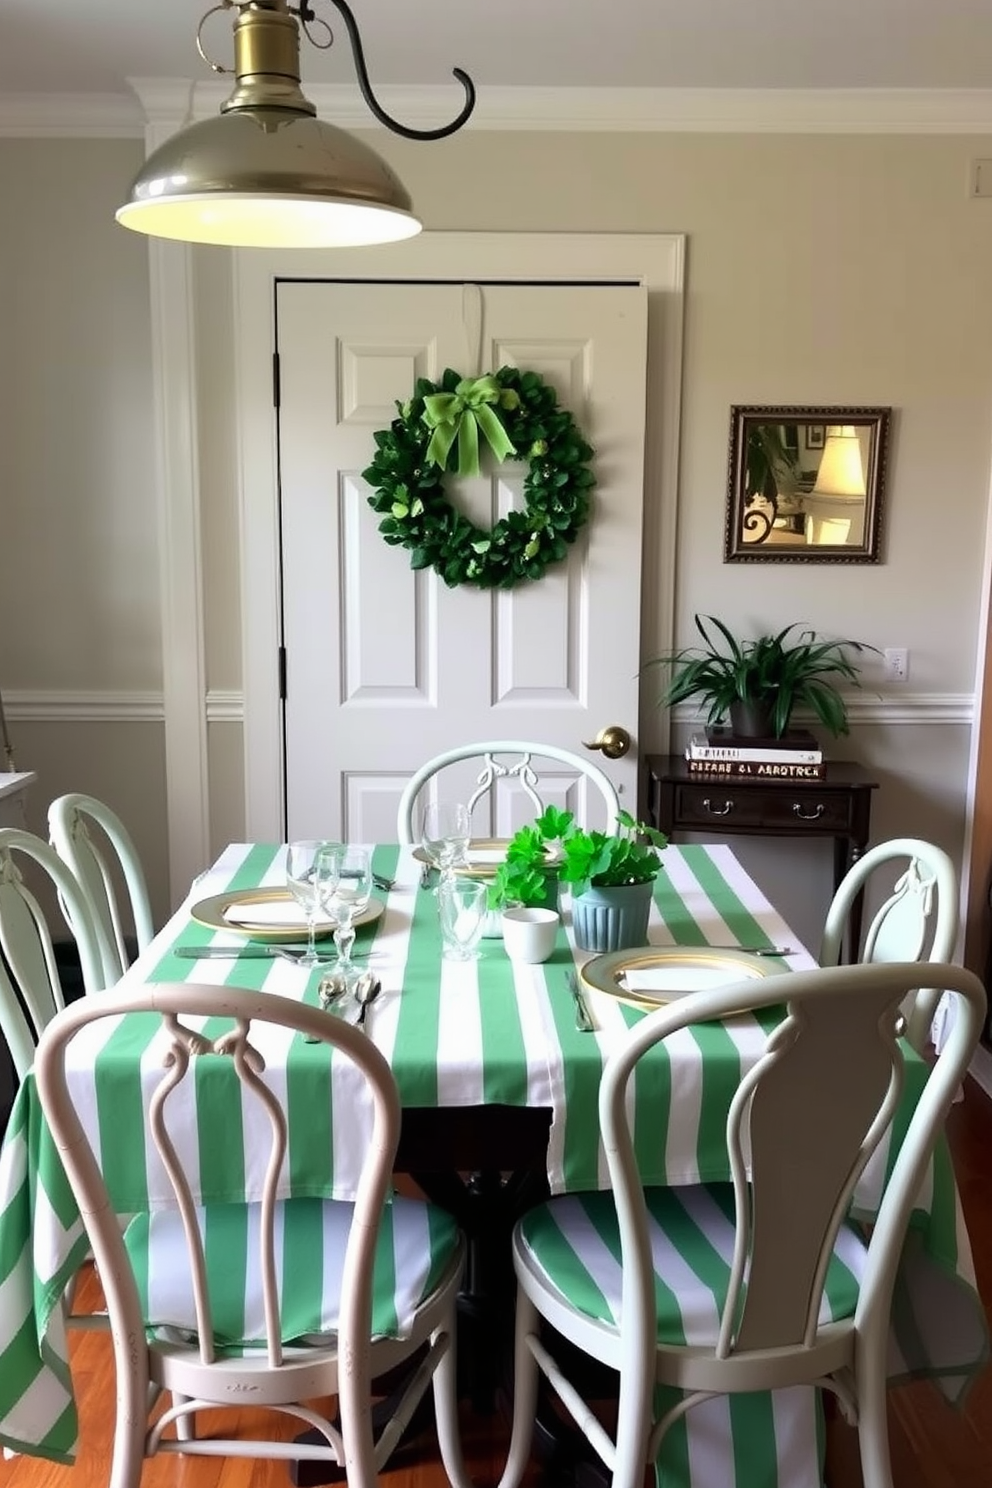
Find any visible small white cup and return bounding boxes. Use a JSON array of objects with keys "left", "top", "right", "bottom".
[{"left": 501, "top": 906, "right": 559, "bottom": 964}]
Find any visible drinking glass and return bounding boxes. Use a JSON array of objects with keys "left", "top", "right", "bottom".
[
  {"left": 420, "top": 802, "right": 471, "bottom": 881},
  {"left": 437, "top": 876, "right": 488, "bottom": 961},
  {"left": 320, "top": 845, "right": 373, "bottom": 988},
  {"left": 285, "top": 839, "right": 340, "bottom": 967}
]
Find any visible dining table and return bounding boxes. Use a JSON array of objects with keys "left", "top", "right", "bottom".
[{"left": 0, "top": 840, "right": 986, "bottom": 1488}]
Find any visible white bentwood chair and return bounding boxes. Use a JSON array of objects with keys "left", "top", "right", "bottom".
[
  {"left": 819, "top": 838, "right": 958, "bottom": 1052},
  {"left": 48, "top": 792, "right": 155, "bottom": 985},
  {"left": 0, "top": 827, "right": 107, "bottom": 1080},
  {"left": 495, "top": 960, "right": 985, "bottom": 1488},
  {"left": 34, "top": 982, "right": 474, "bottom": 1488},
  {"left": 396, "top": 740, "right": 621, "bottom": 844}
]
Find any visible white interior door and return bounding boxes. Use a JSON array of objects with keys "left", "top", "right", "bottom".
[{"left": 276, "top": 279, "right": 648, "bottom": 840}]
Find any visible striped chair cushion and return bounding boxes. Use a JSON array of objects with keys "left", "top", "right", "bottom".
[
  {"left": 519, "top": 1184, "right": 867, "bottom": 1345},
  {"left": 124, "top": 1195, "right": 459, "bottom": 1348}
]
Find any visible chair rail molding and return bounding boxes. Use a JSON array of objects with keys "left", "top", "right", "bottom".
[
  {"left": 670, "top": 694, "right": 974, "bottom": 728},
  {"left": 4, "top": 691, "right": 164, "bottom": 722},
  {"left": 4, "top": 690, "right": 240, "bottom": 724},
  {"left": 5, "top": 690, "right": 968, "bottom": 729}
]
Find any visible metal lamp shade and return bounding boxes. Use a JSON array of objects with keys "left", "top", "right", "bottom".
[{"left": 116, "top": 108, "right": 421, "bottom": 248}]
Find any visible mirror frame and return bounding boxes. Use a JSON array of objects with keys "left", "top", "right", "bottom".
[{"left": 724, "top": 405, "right": 891, "bottom": 564}]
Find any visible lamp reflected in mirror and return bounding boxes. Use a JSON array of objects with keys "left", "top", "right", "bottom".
[
  {"left": 806, "top": 426, "right": 867, "bottom": 545},
  {"left": 724, "top": 406, "right": 890, "bottom": 564}
]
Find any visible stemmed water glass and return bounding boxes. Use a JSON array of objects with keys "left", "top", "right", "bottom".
[
  {"left": 320, "top": 845, "right": 373, "bottom": 989},
  {"left": 285, "top": 840, "right": 340, "bottom": 967},
  {"left": 420, "top": 802, "right": 471, "bottom": 882}
]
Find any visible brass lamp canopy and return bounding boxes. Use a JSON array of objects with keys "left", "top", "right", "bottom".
[{"left": 117, "top": 0, "right": 475, "bottom": 249}]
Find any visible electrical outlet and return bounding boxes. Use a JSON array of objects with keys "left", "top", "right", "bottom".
[{"left": 884, "top": 647, "right": 909, "bottom": 682}]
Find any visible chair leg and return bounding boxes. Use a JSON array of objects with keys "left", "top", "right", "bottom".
[
  {"left": 431, "top": 1315, "right": 475, "bottom": 1488},
  {"left": 854, "top": 1339, "right": 895, "bottom": 1488},
  {"left": 172, "top": 1394, "right": 196, "bottom": 1441},
  {"left": 495, "top": 1290, "right": 541, "bottom": 1488},
  {"left": 108, "top": 1345, "right": 150, "bottom": 1488}
]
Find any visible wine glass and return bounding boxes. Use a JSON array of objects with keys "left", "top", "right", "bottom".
[
  {"left": 285, "top": 840, "right": 340, "bottom": 967},
  {"left": 437, "top": 876, "right": 488, "bottom": 962},
  {"left": 420, "top": 802, "right": 471, "bottom": 882},
  {"left": 320, "top": 845, "right": 373, "bottom": 989}
]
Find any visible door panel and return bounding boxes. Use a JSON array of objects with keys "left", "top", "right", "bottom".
[{"left": 277, "top": 280, "right": 648, "bottom": 840}]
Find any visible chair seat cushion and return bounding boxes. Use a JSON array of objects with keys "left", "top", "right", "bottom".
[
  {"left": 124, "top": 1194, "right": 459, "bottom": 1347},
  {"left": 518, "top": 1184, "right": 867, "bottom": 1345}
]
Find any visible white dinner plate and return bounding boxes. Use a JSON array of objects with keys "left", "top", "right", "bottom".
[
  {"left": 579, "top": 944, "right": 788, "bottom": 1012},
  {"left": 412, "top": 838, "right": 560, "bottom": 878},
  {"left": 190, "top": 888, "right": 384, "bottom": 943}
]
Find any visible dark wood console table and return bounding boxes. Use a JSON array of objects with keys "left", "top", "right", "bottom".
[{"left": 644, "top": 754, "right": 878, "bottom": 961}]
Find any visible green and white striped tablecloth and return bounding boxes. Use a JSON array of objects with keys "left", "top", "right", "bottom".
[{"left": 0, "top": 842, "right": 985, "bottom": 1481}]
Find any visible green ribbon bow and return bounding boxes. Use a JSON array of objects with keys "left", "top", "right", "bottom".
[{"left": 421, "top": 376, "right": 516, "bottom": 477}]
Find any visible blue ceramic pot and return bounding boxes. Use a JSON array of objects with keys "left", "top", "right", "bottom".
[{"left": 570, "top": 879, "right": 654, "bottom": 953}]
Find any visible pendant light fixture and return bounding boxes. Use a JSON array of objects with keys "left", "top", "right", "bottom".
[{"left": 116, "top": 0, "right": 475, "bottom": 249}]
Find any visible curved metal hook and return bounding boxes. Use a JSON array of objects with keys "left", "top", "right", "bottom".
[{"left": 320, "top": 0, "right": 476, "bottom": 140}]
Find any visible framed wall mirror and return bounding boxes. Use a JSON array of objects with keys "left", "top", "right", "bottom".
[{"left": 724, "top": 405, "right": 891, "bottom": 563}]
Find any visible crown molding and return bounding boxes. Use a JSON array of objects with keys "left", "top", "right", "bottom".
[
  {"left": 6, "top": 83, "right": 992, "bottom": 139},
  {"left": 0, "top": 92, "right": 143, "bottom": 137}
]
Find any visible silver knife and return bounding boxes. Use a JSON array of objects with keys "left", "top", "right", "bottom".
[
  {"left": 705, "top": 945, "right": 794, "bottom": 956},
  {"left": 173, "top": 945, "right": 310, "bottom": 962}
]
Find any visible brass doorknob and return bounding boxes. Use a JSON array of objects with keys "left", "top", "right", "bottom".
[{"left": 582, "top": 725, "right": 631, "bottom": 760}]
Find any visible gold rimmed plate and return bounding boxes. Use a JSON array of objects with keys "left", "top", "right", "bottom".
[
  {"left": 579, "top": 944, "right": 788, "bottom": 1012},
  {"left": 412, "top": 838, "right": 560, "bottom": 879},
  {"left": 190, "top": 888, "right": 384, "bottom": 943}
]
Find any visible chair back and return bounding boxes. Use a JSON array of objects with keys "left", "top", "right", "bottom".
[
  {"left": 48, "top": 792, "right": 155, "bottom": 984},
  {"left": 0, "top": 828, "right": 107, "bottom": 1080},
  {"left": 396, "top": 739, "right": 621, "bottom": 844},
  {"left": 599, "top": 961, "right": 984, "bottom": 1363},
  {"left": 34, "top": 982, "right": 403, "bottom": 1475},
  {"left": 818, "top": 837, "right": 958, "bottom": 1049}
]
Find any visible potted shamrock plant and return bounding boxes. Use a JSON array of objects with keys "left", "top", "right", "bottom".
[{"left": 489, "top": 806, "right": 668, "bottom": 952}]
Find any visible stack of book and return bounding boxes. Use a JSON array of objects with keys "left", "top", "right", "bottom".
[{"left": 685, "top": 726, "right": 826, "bottom": 781}]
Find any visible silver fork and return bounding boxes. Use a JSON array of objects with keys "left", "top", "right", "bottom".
[{"left": 566, "top": 971, "right": 596, "bottom": 1033}]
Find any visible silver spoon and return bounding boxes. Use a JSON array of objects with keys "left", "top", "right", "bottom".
[
  {"left": 355, "top": 973, "right": 383, "bottom": 1029},
  {"left": 304, "top": 971, "right": 351, "bottom": 1041}
]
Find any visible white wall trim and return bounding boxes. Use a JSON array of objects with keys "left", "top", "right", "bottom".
[
  {"left": 4, "top": 689, "right": 971, "bottom": 729},
  {"left": 671, "top": 694, "right": 974, "bottom": 728},
  {"left": 4, "top": 691, "right": 164, "bottom": 722},
  {"left": 9, "top": 84, "right": 992, "bottom": 138},
  {"left": 139, "top": 94, "right": 212, "bottom": 903},
  {"left": 204, "top": 692, "right": 244, "bottom": 723},
  {"left": 0, "top": 93, "right": 142, "bottom": 137}
]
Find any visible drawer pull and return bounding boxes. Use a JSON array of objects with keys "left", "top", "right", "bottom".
[
  {"left": 702, "top": 798, "right": 734, "bottom": 817},
  {"left": 792, "top": 803, "right": 825, "bottom": 821}
]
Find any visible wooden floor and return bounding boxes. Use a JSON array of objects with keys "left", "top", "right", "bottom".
[{"left": 4, "top": 1080, "right": 991, "bottom": 1488}]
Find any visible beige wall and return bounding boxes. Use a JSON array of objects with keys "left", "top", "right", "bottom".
[{"left": 2, "top": 127, "right": 991, "bottom": 950}]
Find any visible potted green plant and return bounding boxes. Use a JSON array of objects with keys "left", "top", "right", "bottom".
[
  {"left": 489, "top": 806, "right": 668, "bottom": 952},
  {"left": 745, "top": 424, "right": 801, "bottom": 503},
  {"left": 645, "top": 614, "right": 873, "bottom": 739}
]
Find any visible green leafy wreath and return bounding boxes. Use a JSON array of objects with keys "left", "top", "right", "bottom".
[{"left": 362, "top": 366, "right": 595, "bottom": 589}]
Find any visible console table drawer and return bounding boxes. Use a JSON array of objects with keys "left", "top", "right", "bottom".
[
  {"left": 675, "top": 783, "right": 853, "bottom": 833},
  {"left": 644, "top": 755, "right": 878, "bottom": 963}
]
